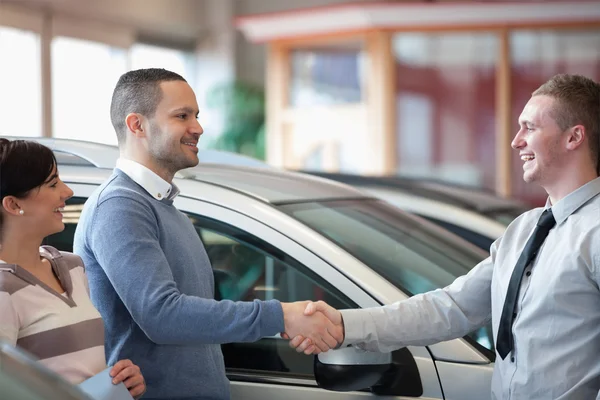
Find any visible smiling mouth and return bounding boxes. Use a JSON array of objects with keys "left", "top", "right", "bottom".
[{"left": 521, "top": 155, "right": 535, "bottom": 162}]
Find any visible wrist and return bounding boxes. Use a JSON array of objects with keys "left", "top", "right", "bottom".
[
  {"left": 335, "top": 314, "right": 346, "bottom": 349},
  {"left": 280, "top": 302, "right": 291, "bottom": 331}
]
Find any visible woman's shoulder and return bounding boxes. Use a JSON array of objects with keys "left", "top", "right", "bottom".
[{"left": 39, "top": 246, "right": 85, "bottom": 271}]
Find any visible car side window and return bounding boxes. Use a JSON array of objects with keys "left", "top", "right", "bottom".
[
  {"left": 419, "top": 215, "right": 495, "bottom": 253},
  {"left": 186, "top": 213, "right": 355, "bottom": 377},
  {"left": 44, "top": 199, "right": 356, "bottom": 378}
]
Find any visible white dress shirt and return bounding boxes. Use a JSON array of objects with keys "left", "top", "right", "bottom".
[
  {"left": 341, "top": 177, "right": 600, "bottom": 400},
  {"left": 115, "top": 158, "right": 179, "bottom": 201}
]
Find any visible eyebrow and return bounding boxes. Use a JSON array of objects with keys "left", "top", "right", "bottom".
[
  {"left": 44, "top": 173, "right": 59, "bottom": 183},
  {"left": 518, "top": 119, "right": 534, "bottom": 126},
  {"left": 171, "top": 107, "right": 199, "bottom": 116}
]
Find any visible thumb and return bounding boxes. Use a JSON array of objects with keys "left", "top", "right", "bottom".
[
  {"left": 304, "top": 301, "right": 317, "bottom": 315},
  {"left": 305, "top": 301, "right": 340, "bottom": 323}
]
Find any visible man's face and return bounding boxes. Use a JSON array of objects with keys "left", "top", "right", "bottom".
[
  {"left": 144, "top": 81, "right": 203, "bottom": 174},
  {"left": 511, "top": 95, "right": 567, "bottom": 186}
]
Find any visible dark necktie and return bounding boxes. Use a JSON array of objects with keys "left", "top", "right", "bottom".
[{"left": 496, "top": 209, "right": 556, "bottom": 359}]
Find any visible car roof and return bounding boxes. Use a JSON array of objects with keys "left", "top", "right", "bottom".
[
  {"left": 8, "top": 137, "right": 370, "bottom": 204},
  {"left": 2, "top": 136, "right": 273, "bottom": 171},
  {"left": 177, "top": 165, "right": 370, "bottom": 204},
  {"left": 303, "top": 170, "right": 529, "bottom": 215}
]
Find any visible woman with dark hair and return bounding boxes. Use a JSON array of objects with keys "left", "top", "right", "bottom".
[{"left": 0, "top": 138, "right": 146, "bottom": 398}]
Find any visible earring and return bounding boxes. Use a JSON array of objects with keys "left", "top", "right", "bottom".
[{"left": 19, "top": 210, "right": 24, "bottom": 215}]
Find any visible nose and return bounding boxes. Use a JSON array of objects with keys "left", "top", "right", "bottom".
[
  {"left": 191, "top": 118, "right": 204, "bottom": 137},
  {"left": 62, "top": 183, "right": 74, "bottom": 201},
  {"left": 511, "top": 129, "right": 526, "bottom": 150}
]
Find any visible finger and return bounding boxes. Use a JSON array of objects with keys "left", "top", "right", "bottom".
[
  {"left": 304, "top": 302, "right": 317, "bottom": 315},
  {"left": 310, "top": 335, "right": 330, "bottom": 353},
  {"left": 281, "top": 332, "right": 290, "bottom": 340},
  {"left": 128, "top": 382, "right": 146, "bottom": 398},
  {"left": 123, "top": 374, "right": 144, "bottom": 390},
  {"left": 110, "top": 359, "right": 133, "bottom": 377},
  {"left": 321, "top": 330, "right": 339, "bottom": 349},
  {"left": 112, "top": 366, "right": 140, "bottom": 385},
  {"left": 294, "top": 338, "right": 313, "bottom": 353},
  {"left": 289, "top": 335, "right": 306, "bottom": 349},
  {"left": 313, "top": 301, "right": 341, "bottom": 323},
  {"left": 304, "top": 345, "right": 318, "bottom": 355}
]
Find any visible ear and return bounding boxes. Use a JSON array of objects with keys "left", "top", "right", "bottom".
[
  {"left": 2, "top": 196, "right": 23, "bottom": 217},
  {"left": 565, "top": 124, "right": 585, "bottom": 151},
  {"left": 125, "top": 113, "right": 146, "bottom": 138}
]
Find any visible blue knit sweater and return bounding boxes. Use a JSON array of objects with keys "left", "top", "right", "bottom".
[{"left": 74, "top": 170, "right": 284, "bottom": 399}]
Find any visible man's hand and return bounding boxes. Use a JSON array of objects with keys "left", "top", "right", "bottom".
[
  {"left": 110, "top": 359, "right": 146, "bottom": 399},
  {"left": 281, "top": 301, "right": 343, "bottom": 354},
  {"left": 284, "top": 301, "right": 344, "bottom": 355}
]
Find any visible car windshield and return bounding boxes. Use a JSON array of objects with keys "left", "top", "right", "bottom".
[{"left": 279, "top": 198, "right": 494, "bottom": 354}]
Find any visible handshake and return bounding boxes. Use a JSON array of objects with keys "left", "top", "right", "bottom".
[{"left": 281, "top": 301, "right": 343, "bottom": 355}]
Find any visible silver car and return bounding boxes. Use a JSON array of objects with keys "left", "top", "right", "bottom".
[
  {"left": 10, "top": 138, "right": 495, "bottom": 399},
  {"left": 0, "top": 341, "right": 91, "bottom": 400},
  {"left": 304, "top": 171, "right": 531, "bottom": 252}
]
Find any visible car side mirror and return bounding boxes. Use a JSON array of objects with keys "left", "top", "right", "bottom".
[
  {"left": 314, "top": 346, "right": 423, "bottom": 396},
  {"left": 314, "top": 346, "right": 391, "bottom": 391}
]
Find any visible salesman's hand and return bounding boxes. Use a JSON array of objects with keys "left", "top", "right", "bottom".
[
  {"left": 287, "top": 301, "right": 344, "bottom": 355},
  {"left": 281, "top": 301, "right": 343, "bottom": 354},
  {"left": 110, "top": 359, "right": 146, "bottom": 399}
]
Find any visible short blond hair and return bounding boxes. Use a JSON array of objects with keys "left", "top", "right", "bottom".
[{"left": 533, "top": 74, "right": 600, "bottom": 173}]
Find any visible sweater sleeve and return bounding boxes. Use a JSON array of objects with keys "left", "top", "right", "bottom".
[{"left": 86, "top": 195, "right": 284, "bottom": 345}]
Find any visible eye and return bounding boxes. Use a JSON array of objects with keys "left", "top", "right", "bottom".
[
  {"left": 50, "top": 181, "right": 58, "bottom": 188},
  {"left": 177, "top": 114, "right": 187, "bottom": 120}
]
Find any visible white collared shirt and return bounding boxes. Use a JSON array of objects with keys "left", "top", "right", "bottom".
[
  {"left": 341, "top": 177, "right": 600, "bottom": 400},
  {"left": 115, "top": 158, "right": 179, "bottom": 201}
]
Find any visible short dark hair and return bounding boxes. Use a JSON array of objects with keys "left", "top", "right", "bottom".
[
  {"left": 533, "top": 74, "right": 600, "bottom": 173},
  {"left": 110, "top": 68, "right": 187, "bottom": 145},
  {"left": 0, "top": 139, "right": 57, "bottom": 228}
]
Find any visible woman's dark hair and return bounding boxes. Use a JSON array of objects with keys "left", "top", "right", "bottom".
[{"left": 0, "top": 138, "right": 57, "bottom": 227}]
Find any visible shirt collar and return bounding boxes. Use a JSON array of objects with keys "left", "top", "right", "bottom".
[
  {"left": 544, "top": 177, "right": 600, "bottom": 225},
  {"left": 116, "top": 158, "right": 179, "bottom": 201}
]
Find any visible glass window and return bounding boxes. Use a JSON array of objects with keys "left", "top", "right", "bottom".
[
  {"left": 0, "top": 26, "right": 41, "bottom": 137},
  {"left": 290, "top": 44, "right": 366, "bottom": 107},
  {"left": 419, "top": 215, "right": 495, "bottom": 253},
  {"left": 130, "top": 43, "right": 195, "bottom": 80},
  {"left": 510, "top": 29, "right": 600, "bottom": 205},
  {"left": 51, "top": 37, "right": 127, "bottom": 145},
  {"left": 392, "top": 32, "right": 499, "bottom": 191},
  {"left": 279, "top": 198, "right": 493, "bottom": 353},
  {"left": 188, "top": 215, "right": 354, "bottom": 376}
]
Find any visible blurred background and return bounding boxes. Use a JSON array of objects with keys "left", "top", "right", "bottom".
[{"left": 1, "top": 0, "right": 599, "bottom": 206}]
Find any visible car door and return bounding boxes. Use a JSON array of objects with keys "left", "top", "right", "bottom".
[
  {"left": 173, "top": 197, "right": 445, "bottom": 400},
  {"left": 44, "top": 184, "right": 444, "bottom": 399}
]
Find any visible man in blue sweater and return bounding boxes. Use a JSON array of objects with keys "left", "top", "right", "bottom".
[{"left": 73, "top": 68, "right": 343, "bottom": 400}]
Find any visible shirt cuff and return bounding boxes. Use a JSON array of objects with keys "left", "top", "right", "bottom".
[{"left": 339, "top": 308, "right": 369, "bottom": 347}]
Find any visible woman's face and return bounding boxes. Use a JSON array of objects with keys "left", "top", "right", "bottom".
[{"left": 18, "top": 165, "right": 74, "bottom": 238}]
